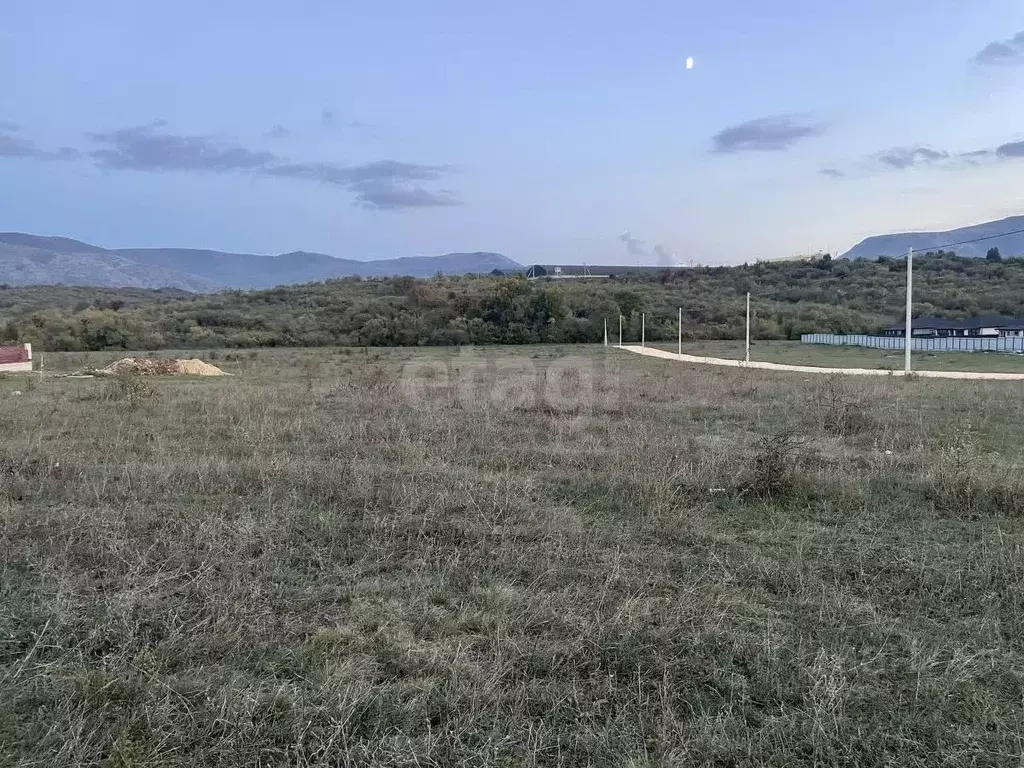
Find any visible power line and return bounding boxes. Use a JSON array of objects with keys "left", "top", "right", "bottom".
[
  {"left": 928, "top": 225, "right": 1024, "bottom": 253},
  {"left": 871, "top": 225, "right": 1024, "bottom": 260}
]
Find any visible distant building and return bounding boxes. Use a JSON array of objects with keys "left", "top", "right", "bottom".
[
  {"left": 883, "top": 315, "right": 1024, "bottom": 338},
  {"left": 524, "top": 264, "right": 675, "bottom": 280},
  {"left": 758, "top": 253, "right": 820, "bottom": 264},
  {"left": 0, "top": 343, "right": 32, "bottom": 373},
  {"left": 966, "top": 315, "right": 1024, "bottom": 338},
  {"left": 882, "top": 317, "right": 967, "bottom": 338}
]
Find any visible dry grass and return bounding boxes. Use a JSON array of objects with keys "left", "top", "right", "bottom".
[
  {"left": 648, "top": 339, "right": 1024, "bottom": 373},
  {"left": 3, "top": 345, "right": 1024, "bottom": 766}
]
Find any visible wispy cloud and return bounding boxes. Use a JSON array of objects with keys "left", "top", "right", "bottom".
[
  {"left": 973, "top": 31, "right": 1024, "bottom": 66},
  {"left": 996, "top": 140, "right": 1024, "bottom": 159},
  {"left": 1, "top": 120, "right": 460, "bottom": 210},
  {"left": 874, "top": 146, "right": 948, "bottom": 170},
  {"left": 0, "top": 125, "right": 78, "bottom": 161},
  {"left": 873, "top": 142, "right": 1024, "bottom": 170},
  {"left": 825, "top": 137, "right": 1024, "bottom": 179},
  {"left": 958, "top": 149, "right": 992, "bottom": 165},
  {"left": 264, "top": 159, "right": 459, "bottom": 209},
  {"left": 0, "top": 129, "right": 39, "bottom": 158},
  {"left": 88, "top": 122, "right": 276, "bottom": 172},
  {"left": 348, "top": 181, "right": 458, "bottom": 210},
  {"left": 711, "top": 114, "right": 825, "bottom": 154}
]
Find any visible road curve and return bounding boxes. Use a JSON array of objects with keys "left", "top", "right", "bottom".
[{"left": 617, "top": 345, "right": 1024, "bottom": 381}]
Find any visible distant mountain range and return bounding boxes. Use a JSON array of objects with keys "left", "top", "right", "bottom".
[
  {"left": 0, "top": 233, "right": 522, "bottom": 291},
  {"left": 6, "top": 214, "right": 1021, "bottom": 291},
  {"left": 841, "top": 216, "right": 1024, "bottom": 260}
]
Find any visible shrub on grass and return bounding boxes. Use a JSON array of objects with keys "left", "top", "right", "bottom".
[
  {"left": 739, "top": 428, "right": 804, "bottom": 501},
  {"left": 106, "top": 374, "right": 159, "bottom": 410},
  {"left": 807, "top": 376, "right": 875, "bottom": 437}
]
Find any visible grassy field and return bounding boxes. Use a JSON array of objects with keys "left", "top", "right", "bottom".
[
  {"left": 4, "top": 345, "right": 1024, "bottom": 766},
  {"left": 645, "top": 339, "right": 1024, "bottom": 373}
]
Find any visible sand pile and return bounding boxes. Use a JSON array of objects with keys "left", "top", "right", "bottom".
[
  {"left": 99, "top": 358, "right": 226, "bottom": 376},
  {"left": 175, "top": 359, "right": 226, "bottom": 376}
]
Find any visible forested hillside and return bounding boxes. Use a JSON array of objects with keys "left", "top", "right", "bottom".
[{"left": 2, "top": 252, "right": 1021, "bottom": 351}]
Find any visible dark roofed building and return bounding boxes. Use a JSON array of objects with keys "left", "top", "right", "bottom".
[
  {"left": 885, "top": 315, "right": 1024, "bottom": 338},
  {"left": 963, "top": 315, "right": 1024, "bottom": 337},
  {"left": 884, "top": 317, "right": 967, "bottom": 337}
]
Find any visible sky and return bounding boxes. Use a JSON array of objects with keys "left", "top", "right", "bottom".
[{"left": 2, "top": 1, "right": 1024, "bottom": 266}]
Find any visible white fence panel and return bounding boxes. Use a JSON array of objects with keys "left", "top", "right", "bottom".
[{"left": 800, "top": 334, "right": 1024, "bottom": 353}]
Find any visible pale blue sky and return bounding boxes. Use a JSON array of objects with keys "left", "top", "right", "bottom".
[{"left": 2, "top": 0, "right": 1024, "bottom": 265}]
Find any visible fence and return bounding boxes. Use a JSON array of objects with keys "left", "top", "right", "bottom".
[{"left": 801, "top": 333, "right": 1024, "bottom": 353}]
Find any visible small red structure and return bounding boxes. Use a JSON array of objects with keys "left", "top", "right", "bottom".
[{"left": 0, "top": 343, "right": 32, "bottom": 373}]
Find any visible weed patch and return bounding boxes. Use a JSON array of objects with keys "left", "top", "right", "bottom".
[
  {"left": 105, "top": 373, "right": 160, "bottom": 409},
  {"left": 807, "top": 375, "right": 876, "bottom": 436}
]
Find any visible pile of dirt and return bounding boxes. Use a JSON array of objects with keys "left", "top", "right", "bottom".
[
  {"left": 175, "top": 359, "right": 226, "bottom": 376},
  {"left": 98, "top": 358, "right": 226, "bottom": 376}
]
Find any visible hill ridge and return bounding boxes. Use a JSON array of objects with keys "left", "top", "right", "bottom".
[
  {"left": 0, "top": 233, "right": 521, "bottom": 291},
  {"left": 841, "top": 215, "right": 1024, "bottom": 260}
]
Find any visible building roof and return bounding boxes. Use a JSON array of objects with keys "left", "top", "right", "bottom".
[
  {"left": 964, "top": 314, "right": 1024, "bottom": 329},
  {"left": 886, "top": 315, "right": 1024, "bottom": 331},
  {"left": 886, "top": 317, "right": 967, "bottom": 331}
]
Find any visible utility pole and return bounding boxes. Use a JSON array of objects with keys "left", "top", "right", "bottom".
[
  {"left": 603, "top": 318, "right": 608, "bottom": 347},
  {"left": 618, "top": 315, "right": 622, "bottom": 347},
  {"left": 904, "top": 247, "right": 913, "bottom": 374},
  {"left": 678, "top": 307, "right": 682, "bottom": 356},
  {"left": 745, "top": 292, "right": 751, "bottom": 363},
  {"left": 641, "top": 312, "right": 646, "bottom": 348}
]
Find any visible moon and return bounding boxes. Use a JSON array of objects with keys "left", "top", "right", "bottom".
[{"left": 685, "top": 56, "right": 694, "bottom": 70}]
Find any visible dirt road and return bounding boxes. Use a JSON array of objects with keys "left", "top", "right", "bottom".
[{"left": 617, "top": 344, "right": 1024, "bottom": 381}]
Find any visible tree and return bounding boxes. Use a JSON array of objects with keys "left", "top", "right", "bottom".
[
  {"left": 987, "top": 247, "right": 1002, "bottom": 262},
  {"left": 613, "top": 290, "right": 643, "bottom": 318}
]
